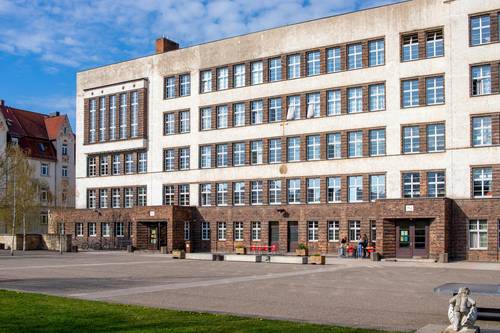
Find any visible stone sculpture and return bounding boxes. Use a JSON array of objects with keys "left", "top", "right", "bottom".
[{"left": 446, "top": 287, "right": 478, "bottom": 333}]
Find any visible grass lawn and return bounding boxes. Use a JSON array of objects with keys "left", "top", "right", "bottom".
[{"left": 0, "top": 290, "right": 390, "bottom": 333}]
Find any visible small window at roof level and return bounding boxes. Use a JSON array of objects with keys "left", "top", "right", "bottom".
[{"left": 38, "top": 143, "right": 46, "bottom": 152}]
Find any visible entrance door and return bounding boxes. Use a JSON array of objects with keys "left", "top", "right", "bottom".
[
  {"left": 396, "top": 220, "right": 429, "bottom": 258},
  {"left": 149, "top": 225, "right": 159, "bottom": 250},
  {"left": 287, "top": 221, "right": 298, "bottom": 252},
  {"left": 269, "top": 222, "right": 280, "bottom": 250}
]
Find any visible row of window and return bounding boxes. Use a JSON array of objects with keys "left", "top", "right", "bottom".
[
  {"left": 87, "top": 187, "right": 147, "bottom": 209},
  {"left": 74, "top": 222, "right": 130, "bottom": 238},
  {"left": 87, "top": 151, "right": 147, "bottom": 177},
  {"left": 401, "top": 29, "right": 444, "bottom": 62}
]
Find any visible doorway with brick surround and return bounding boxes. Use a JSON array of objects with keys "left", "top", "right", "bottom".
[
  {"left": 395, "top": 219, "right": 430, "bottom": 258},
  {"left": 137, "top": 221, "right": 167, "bottom": 251},
  {"left": 269, "top": 221, "right": 279, "bottom": 250},
  {"left": 287, "top": 221, "right": 298, "bottom": 253}
]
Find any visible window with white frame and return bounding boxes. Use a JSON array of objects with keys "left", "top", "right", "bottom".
[
  {"left": 41, "top": 163, "right": 49, "bottom": 176},
  {"left": 369, "top": 175, "right": 386, "bottom": 201},
  {"left": 472, "top": 65, "right": 491, "bottom": 96},
  {"left": 62, "top": 143, "right": 68, "bottom": 156},
  {"left": 369, "top": 84, "right": 385, "bottom": 111},
  {"left": 269, "top": 138, "right": 282, "bottom": 164},
  {"left": 179, "top": 111, "right": 190, "bottom": 133},
  {"left": 88, "top": 222, "right": 96, "bottom": 237},
  {"left": 347, "top": 87, "right": 362, "bottom": 113},
  {"left": 138, "top": 151, "right": 147, "bottom": 173},
  {"left": 402, "top": 34, "right": 419, "bottom": 61},
  {"left": 232, "top": 103, "right": 245, "bottom": 127},
  {"left": 125, "top": 153, "right": 134, "bottom": 174},
  {"left": 233, "top": 64, "right": 245, "bottom": 88},
  {"left": 119, "top": 93, "right": 127, "bottom": 139},
  {"left": 62, "top": 166, "right": 68, "bottom": 178},
  {"left": 348, "top": 176, "right": 363, "bottom": 202},
  {"left": 347, "top": 44, "right": 362, "bottom": 69},
  {"left": 287, "top": 54, "right": 300, "bottom": 79},
  {"left": 201, "top": 221, "right": 211, "bottom": 240},
  {"left": 327, "top": 47, "right": 341, "bottom": 73},
  {"left": 369, "top": 129, "right": 385, "bottom": 156},
  {"left": 269, "top": 57, "right": 282, "bottom": 82},
  {"left": 218, "top": 222, "right": 227, "bottom": 241},
  {"left": 200, "top": 145, "right": 212, "bottom": 169},
  {"left": 427, "top": 171, "right": 445, "bottom": 198},
  {"left": 217, "top": 67, "right": 228, "bottom": 90},
  {"left": 163, "top": 149, "right": 175, "bottom": 171},
  {"left": 99, "top": 96, "right": 106, "bottom": 141},
  {"left": 307, "top": 51, "right": 320, "bottom": 76},
  {"left": 217, "top": 183, "right": 228, "bottom": 206},
  {"left": 40, "top": 188, "right": 48, "bottom": 204},
  {"left": 200, "top": 107, "right": 212, "bottom": 130},
  {"left": 124, "top": 188, "right": 134, "bottom": 208},
  {"left": 327, "top": 133, "right": 341, "bottom": 159},
  {"left": 184, "top": 221, "right": 190, "bottom": 240},
  {"left": 469, "top": 220, "right": 488, "bottom": 249},
  {"left": 112, "top": 188, "right": 121, "bottom": 208},
  {"left": 473, "top": 167, "right": 492, "bottom": 198},
  {"left": 163, "top": 185, "right": 174, "bottom": 205},
  {"left": 287, "top": 137, "right": 300, "bottom": 162},
  {"left": 250, "top": 140, "right": 263, "bottom": 165},
  {"left": 164, "top": 112, "right": 175, "bottom": 135},
  {"left": 217, "top": 144, "right": 228, "bottom": 167},
  {"left": 137, "top": 187, "right": 147, "bottom": 206},
  {"left": 109, "top": 95, "right": 117, "bottom": 140},
  {"left": 234, "top": 222, "right": 244, "bottom": 241},
  {"left": 251, "top": 222, "right": 261, "bottom": 241},
  {"left": 306, "top": 92, "right": 320, "bottom": 118},
  {"left": 251, "top": 181, "right": 263, "bottom": 205},
  {"left": 348, "top": 131, "right": 362, "bottom": 158},
  {"left": 130, "top": 91, "right": 139, "bottom": 137},
  {"left": 269, "top": 98, "right": 282, "bottom": 122},
  {"left": 403, "top": 172, "right": 420, "bottom": 198},
  {"left": 369, "top": 39, "right": 384, "bottom": 66},
  {"left": 200, "top": 183, "right": 212, "bottom": 206},
  {"left": 287, "top": 179, "right": 301, "bottom": 204},
  {"left": 426, "top": 30, "right": 444, "bottom": 58},
  {"left": 308, "top": 221, "right": 319, "bottom": 241},
  {"left": 116, "top": 222, "right": 124, "bottom": 237},
  {"left": 87, "top": 189, "right": 96, "bottom": 209},
  {"left": 179, "top": 184, "right": 190, "bottom": 206},
  {"left": 426, "top": 76, "right": 444, "bottom": 105},
  {"left": 472, "top": 116, "right": 492, "bottom": 146},
  {"left": 233, "top": 182, "right": 245, "bottom": 205},
  {"left": 217, "top": 105, "right": 228, "bottom": 129},
  {"left": 470, "top": 15, "right": 491, "bottom": 46},
  {"left": 112, "top": 154, "right": 121, "bottom": 175},
  {"left": 402, "top": 79, "right": 419, "bottom": 107},
  {"left": 427, "top": 124, "right": 445, "bottom": 152},
  {"left": 370, "top": 220, "right": 377, "bottom": 243},
  {"left": 307, "top": 178, "right": 320, "bottom": 204},
  {"left": 327, "top": 89, "right": 341, "bottom": 116},
  {"left": 286, "top": 95, "right": 300, "bottom": 120},
  {"left": 102, "top": 223, "right": 110, "bottom": 237},
  {"left": 89, "top": 98, "right": 97, "bottom": 143},
  {"left": 403, "top": 126, "right": 420, "bottom": 153},
  {"left": 251, "top": 61, "right": 263, "bottom": 85},
  {"left": 179, "top": 148, "right": 190, "bottom": 170},
  {"left": 100, "top": 156, "right": 109, "bottom": 176},
  {"left": 165, "top": 76, "right": 175, "bottom": 98},
  {"left": 327, "top": 177, "right": 341, "bottom": 203},
  {"left": 307, "top": 135, "right": 320, "bottom": 161},
  {"left": 99, "top": 189, "right": 108, "bottom": 208},
  {"left": 251, "top": 100, "right": 263, "bottom": 124},
  {"left": 75, "top": 223, "right": 84, "bottom": 237},
  {"left": 328, "top": 221, "right": 340, "bottom": 242},
  {"left": 233, "top": 143, "right": 245, "bottom": 166},
  {"left": 349, "top": 220, "right": 361, "bottom": 241},
  {"left": 201, "top": 70, "right": 212, "bottom": 93},
  {"left": 269, "top": 180, "right": 281, "bottom": 205}
]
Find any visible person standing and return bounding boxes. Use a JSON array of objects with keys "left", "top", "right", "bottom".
[
  {"left": 357, "top": 235, "right": 363, "bottom": 259},
  {"left": 340, "top": 236, "right": 347, "bottom": 258},
  {"left": 362, "top": 234, "right": 369, "bottom": 258}
]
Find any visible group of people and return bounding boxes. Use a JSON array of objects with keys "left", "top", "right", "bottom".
[{"left": 338, "top": 234, "right": 372, "bottom": 259}]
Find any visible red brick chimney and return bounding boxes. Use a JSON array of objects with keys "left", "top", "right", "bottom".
[{"left": 155, "top": 37, "right": 179, "bottom": 54}]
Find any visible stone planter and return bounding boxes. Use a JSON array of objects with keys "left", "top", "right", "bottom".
[
  {"left": 235, "top": 247, "right": 246, "bottom": 255},
  {"left": 296, "top": 248, "right": 308, "bottom": 256},
  {"left": 172, "top": 250, "right": 186, "bottom": 259},
  {"left": 309, "top": 255, "right": 326, "bottom": 265}
]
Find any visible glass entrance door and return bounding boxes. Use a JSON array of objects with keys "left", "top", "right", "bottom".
[
  {"left": 269, "top": 221, "right": 280, "bottom": 250},
  {"left": 396, "top": 220, "right": 429, "bottom": 258},
  {"left": 396, "top": 222, "right": 412, "bottom": 258},
  {"left": 149, "top": 225, "right": 158, "bottom": 250},
  {"left": 287, "top": 221, "right": 298, "bottom": 252}
]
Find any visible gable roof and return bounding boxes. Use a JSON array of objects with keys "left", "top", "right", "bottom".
[{"left": 45, "top": 116, "right": 67, "bottom": 140}]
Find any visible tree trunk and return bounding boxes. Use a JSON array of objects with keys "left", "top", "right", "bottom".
[
  {"left": 22, "top": 214, "right": 26, "bottom": 252},
  {"left": 10, "top": 170, "right": 16, "bottom": 256}
]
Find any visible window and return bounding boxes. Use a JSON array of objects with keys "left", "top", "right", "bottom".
[
  {"left": 251, "top": 100, "right": 263, "bottom": 124},
  {"left": 369, "top": 39, "right": 384, "bottom": 66},
  {"left": 89, "top": 99, "right": 96, "bottom": 143},
  {"left": 200, "top": 108, "right": 212, "bottom": 130},
  {"left": 306, "top": 92, "right": 320, "bottom": 118},
  {"left": 200, "top": 145, "right": 212, "bottom": 169},
  {"left": 287, "top": 54, "right": 300, "bottom": 79},
  {"left": 102, "top": 223, "right": 110, "bottom": 237},
  {"left": 426, "top": 76, "right": 444, "bottom": 105},
  {"left": 250, "top": 140, "right": 263, "bottom": 165},
  {"left": 201, "top": 70, "right": 212, "bottom": 93},
  {"left": 327, "top": 177, "right": 341, "bottom": 203},
  {"left": 307, "top": 135, "right": 320, "bottom": 161},
  {"left": 201, "top": 222, "right": 211, "bottom": 240},
  {"left": 428, "top": 171, "right": 445, "bottom": 198},
  {"left": 269, "top": 57, "right": 282, "bottom": 82},
  {"left": 164, "top": 113, "right": 175, "bottom": 135},
  {"left": 349, "top": 221, "right": 361, "bottom": 241},
  {"left": 112, "top": 188, "right": 121, "bottom": 208},
  {"left": 112, "top": 154, "right": 121, "bottom": 175},
  {"left": 109, "top": 95, "right": 117, "bottom": 140},
  {"left": 327, "top": 90, "right": 341, "bottom": 116},
  {"left": 403, "top": 126, "right": 420, "bottom": 153},
  {"left": 163, "top": 185, "right": 174, "bottom": 205},
  {"left": 370, "top": 129, "right": 385, "bottom": 156},
  {"left": 269, "top": 138, "right": 282, "bottom": 164},
  {"left": 116, "top": 222, "right": 124, "bottom": 237},
  {"left": 75, "top": 223, "right": 83, "bottom": 237},
  {"left": 87, "top": 157, "right": 96, "bottom": 176},
  {"left": 370, "top": 175, "right": 386, "bottom": 201},
  {"left": 287, "top": 137, "right": 300, "bottom": 162},
  {"left": 62, "top": 166, "right": 68, "bottom": 178},
  {"left": 217, "top": 183, "right": 228, "bottom": 206},
  {"left": 99, "top": 96, "right": 106, "bottom": 141},
  {"left": 327, "top": 47, "right": 341, "bottom": 73},
  {"left": 217, "top": 105, "right": 228, "bottom": 129},
  {"left": 217, "top": 144, "right": 228, "bottom": 167},
  {"left": 472, "top": 116, "right": 492, "bottom": 146},
  {"left": 307, "top": 51, "right": 320, "bottom": 76},
  {"left": 138, "top": 151, "right": 147, "bottom": 173},
  {"left": 347, "top": 87, "right": 362, "bottom": 113},
  {"left": 200, "top": 184, "right": 211, "bottom": 206},
  {"left": 164, "top": 76, "right": 175, "bottom": 98},
  {"left": 217, "top": 67, "right": 228, "bottom": 90},
  {"left": 130, "top": 91, "right": 138, "bottom": 137},
  {"left": 369, "top": 84, "right": 385, "bottom": 111},
  {"left": 125, "top": 153, "right": 135, "bottom": 174},
  {"left": 251, "top": 222, "right": 261, "bottom": 241},
  {"left": 307, "top": 178, "right": 320, "bottom": 204},
  {"left": 402, "top": 79, "right": 419, "bottom": 107},
  {"left": 426, "top": 30, "right": 444, "bottom": 58},
  {"left": 348, "top": 131, "right": 362, "bottom": 158},
  {"left": 471, "top": 65, "right": 491, "bottom": 96},
  {"left": 234, "top": 222, "right": 244, "bottom": 241},
  {"left": 427, "top": 124, "right": 445, "bottom": 152},
  {"left": 99, "top": 189, "right": 108, "bottom": 208},
  {"left": 137, "top": 187, "right": 147, "bottom": 206},
  {"left": 217, "top": 222, "right": 227, "bottom": 241},
  {"left": 233, "top": 143, "right": 245, "bottom": 166},
  {"left": 163, "top": 149, "right": 175, "bottom": 171},
  {"left": 269, "top": 180, "right": 281, "bottom": 205},
  {"left": 286, "top": 95, "right": 300, "bottom": 120},
  {"left": 269, "top": 98, "right": 282, "bottom": 122},
  {"left": 119, "top": 94, "right": 127, "bottom": 139},
  {"left": 403, "top": 172, "right": 420, "bottom": 198},
  {"left": 40, "top": 188, "right": 48, "bottom": 204},
  {"left": 473, "top": 167, "right": 492, "bottom": 198},
  {"left": 347, "top": 44, "right": 362, "bottom": 69},
  {"left": 470, "top": 15, "right": 490, "bottom": 46},
  {"left": 179, "top": 148, "right": 190, "bottom": 170},
  {"left": 348, "top": 176, "right": 363, "bottom": 202},
  {"left": 100, "top": 156, "right": 109, "bottom": 176},
  {"left": 251, "top": 61, "right": 263, "bottom": 85},
  {"left": 233, "top": 64, "right": 245, "bottom": 88},
  {"left": 402, "top": 34, "right": 419, "bottom": 61},
  {"left": 469, "top": 220, "right": 488, "bottom": 249},
  {"left": 288, "top": 179, "right": 301, "bottom": 204},
  {"left": 233, "top": 182, "right": 245, "bottom": 206},
  {"left": 328, "top": 221, "right": 340, "bottom": 242},
  {"left": 88, "top": 222, "right": 96, "bottom": 237},
  {"left": 41, "top": 163, "right": 49, "bottom": 176},
  {"left": 233, "top": 103, "right": 245, "bottom": 127},
  {"left": 124, "top": 188, "right": 134, "bottom": 208},
  {"left": 179, "top": 184, "right": 190, "bottom": 206},
  {"left": 370, "top": 220, "right": 377, "bottom": 243},
  {"left": 251, "top": 181, "right": 263, "bottom": 205},
  {"left": 308, "top": 221, "right": 319, "bottom": 241},
  {"left": 327, "top": 133, "right": 341, "bottom": 159},
  {"left": 179, "top": 111, "right": 190, "bottom": 133}
]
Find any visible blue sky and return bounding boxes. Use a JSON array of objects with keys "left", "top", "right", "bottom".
[{"left": 0, "top": 0, "right": 403, "bottom": 129}]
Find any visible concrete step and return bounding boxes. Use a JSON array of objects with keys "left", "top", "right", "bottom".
[
  {"left": 224, "top": 254, "right": 262, "bottom": 262},
  {"left": 185, "top": 253, "right": 218, "bottom": 261},
  {"left": 268, "top": 255, "right": 308, "bottom": 264}
]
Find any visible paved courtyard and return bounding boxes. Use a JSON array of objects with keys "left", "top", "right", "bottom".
[{"left": 1, "top": 250, "right": 500, "bottom": 332}]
